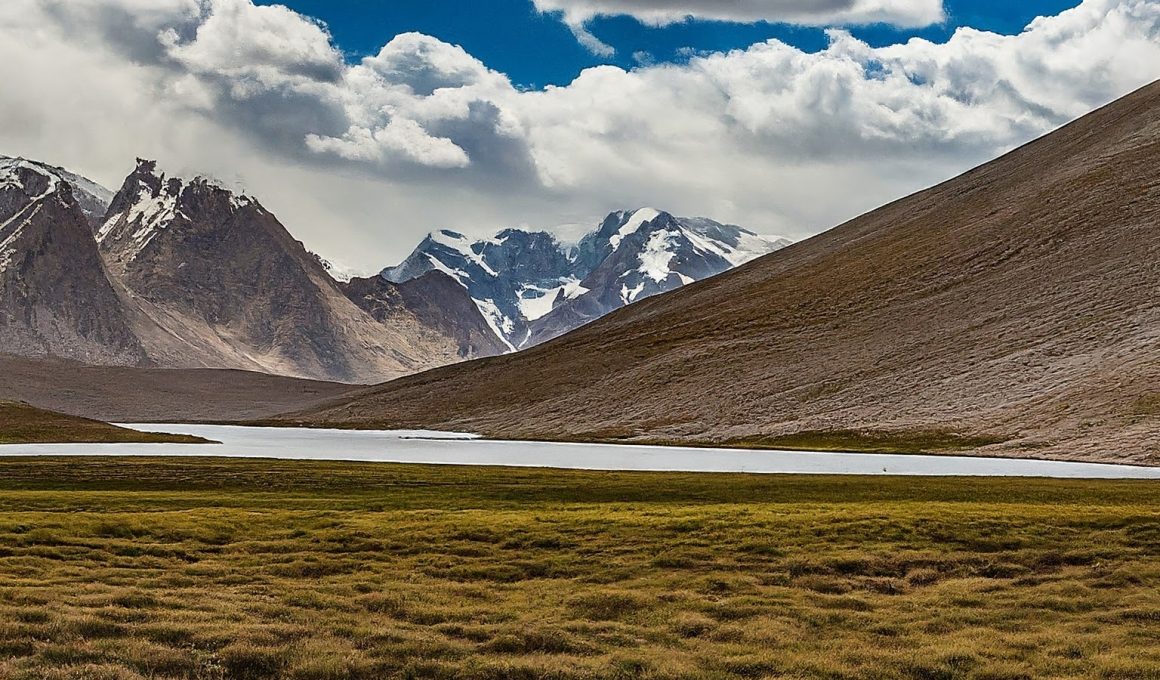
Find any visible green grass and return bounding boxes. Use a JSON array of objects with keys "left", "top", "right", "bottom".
[
  {"left": 0, "top": 401, "right": 212, "bottom": 445},
  {"left": 0, "top": 457, "right": 1156, "bottom": 680}
]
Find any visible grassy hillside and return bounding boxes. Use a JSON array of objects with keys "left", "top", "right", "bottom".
[
  {"left": 0, "top": 401, "right": 212, "bottom": 445},
  {"left": 0, "top": 457, "right": 1155, "bottom": 679}
]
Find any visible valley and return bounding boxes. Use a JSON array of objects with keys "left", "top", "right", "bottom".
[{"left": 2, "top": 4, "right": 1159, "bottom": 680}]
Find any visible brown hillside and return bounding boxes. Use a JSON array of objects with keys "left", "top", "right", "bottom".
[
  {"left": 289, "top": 83, "right": 1160, "bottom": 465},
  {"left": 0, "top": 401, "right": 210, "bottom": 444},
  {"left": 0, "top": 354, "right": 362, "bottom": 423}
]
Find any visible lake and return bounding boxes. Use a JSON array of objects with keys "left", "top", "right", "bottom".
[{"left": 0, "top": 424, "right": 1157, "bottom": 479}]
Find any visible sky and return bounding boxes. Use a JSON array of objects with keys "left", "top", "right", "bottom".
[
  {"left": 0, "top": 0, "right": 1158, "bottom": 273},
  {"left": 264, "top": 0, "right": 1080, "bottom": 88}
]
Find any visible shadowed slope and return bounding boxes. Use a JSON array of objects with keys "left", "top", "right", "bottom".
[
  {"left": 0, "top": 401, "right": 210, "bottom": 444},
  {"left": 289, "top": 82, "right": 1160, "bottom": 465}
]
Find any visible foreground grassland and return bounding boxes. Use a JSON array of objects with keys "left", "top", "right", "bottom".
[
  {"left": 0, "top": 402, "right": 210, "bottom": 445},
  {"left": 0, "top": 458, "right": 1156, "bottom": 680}
]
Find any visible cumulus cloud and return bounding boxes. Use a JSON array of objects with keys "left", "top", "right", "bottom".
[
  {"left": 0, "top": 0, "right": 1157, "bottom": 270},
  {"left": 534, "top": 0, "right": 947, "bottom": 55}
]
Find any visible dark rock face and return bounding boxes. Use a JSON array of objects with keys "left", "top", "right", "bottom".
[
  {"left": 0, "top": 158, "right": 144, "bottom": 365},
  {"left": 342, "top": 271, "right": 509, "bottom": 359},
  {"left": 383, "top": 210, "right": 790, "bottom": 348}
]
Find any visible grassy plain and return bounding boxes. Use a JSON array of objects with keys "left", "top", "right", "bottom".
[{"left": 0, "top": 457, "right": 1156, "bottom": 680}]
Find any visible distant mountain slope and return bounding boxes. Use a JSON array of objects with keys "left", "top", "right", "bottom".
[
  {"left": 383, "top": 211, "right": 790, "bottom": 348},
  {"left": 341, "top": 271, "right": 509, "bottom": 359},
  {"left": 290, "top": 82, "right": 1160, "bottom": 465},
  {"left": 0, "top": 157, "right": 144, "bottom": 365}
]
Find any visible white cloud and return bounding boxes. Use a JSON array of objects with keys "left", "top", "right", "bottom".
[
  {"left": 534, "top": 0, "right": 947, "bottom": 54},
  {"left": 305, "top": 118, "right": 471, "bottom": 168},
  {"left": 162, "top": 0, "right": 343, "bottom": 85},
  {"left": 0, "top": 0, "right": 1157, "bottom": 272}
]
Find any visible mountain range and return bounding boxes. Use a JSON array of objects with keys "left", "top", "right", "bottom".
[
  {"left": 384, "top": 211, "right": 790, "bottom": 348},
  {"left": 1, "top": 156, "right": 778, "bottom": 381},
  {"left": 0, "top": 157, "right": 504, "bottom": 382},
  {"left": 287, "top": 82, "right": 1160, "bottom": 465}
]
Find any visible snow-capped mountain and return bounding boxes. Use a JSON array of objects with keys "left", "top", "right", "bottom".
[
  {"left": 384, "top": 228, "right": 576, "bottom": 350},
  {"left": 0, "top": 155, "right": 114, "bottom": 227},
  {"left": 1, "top": 153, "right": 788, "bottom": 377},
  {"left": 384, "top": 208, "right": 792, "bottom": 348},
  {"left": 0, "top": 156, "right": 144, "bottom": 365}
]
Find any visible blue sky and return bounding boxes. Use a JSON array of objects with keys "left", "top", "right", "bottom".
[{"left": 262, "top": 0, "right": 1080, "bottom": 88}]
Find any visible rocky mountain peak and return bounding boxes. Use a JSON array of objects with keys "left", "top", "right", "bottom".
[
  {"left": 97, "top": 160, "right": 267, "bottom": 269},
  {"left": 0, "top": 156, "right": 144, "bottom": 365},
  {"left": 382, "top": 208, "right": 790, "bottom": 349},
  {"left": 0, "top": 155, "right": 115, "bottom": 229}
]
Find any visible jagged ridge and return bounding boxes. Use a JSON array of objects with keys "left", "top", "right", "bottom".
[{"left": 383, "top": 209, "right": 791, "bottom": 348}]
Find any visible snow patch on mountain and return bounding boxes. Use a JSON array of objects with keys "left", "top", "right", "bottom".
[
  {"left": 620, "top": 281, "right": 646, "bottom": 304},
  {"left": 517, "top": 275, "right": 589, "bottom": 321},
  {"left": 473, "top": 298, "right": 517, "bottom": 352},
  {"left": 0, "top": 158, "right": 64, "bottom": 271},
  {"left": 561, "top": 276, "right": 589, "bottom": 300},
  {"left": 0, "top": 157, "right": 62, "bottom": 205},
  {"left": 638, "top": 229, "right": 680, "bottom": 283},
  {"left": 424, "top": 252, "right": 471, "bottom": 284},
  {"left": 610, "top": 207, "right": 660, "bottom": 250},
  {"left": 431, "top": 230, "right": 499, "bottom": 278},
  {"left": 517, "top": 284, "right": 560, "bottom": 322},
  {"left": 125, "top": 185, "right": 178, "bottom": 250}
]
